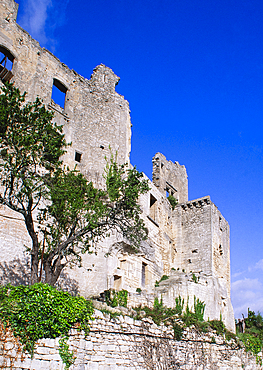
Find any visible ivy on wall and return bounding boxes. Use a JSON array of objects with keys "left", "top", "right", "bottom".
[{"left": 0, "top": 283, "right": 94, "bottom": 361}]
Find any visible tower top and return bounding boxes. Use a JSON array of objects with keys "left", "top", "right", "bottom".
[{"left": 0, "top": 0, "right": 18, "bottom": 23}]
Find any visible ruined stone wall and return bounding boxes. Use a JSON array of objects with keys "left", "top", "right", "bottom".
[
  {"left": 153, "top": 196, "right": 235, "bottom": 332},
  {"left": 111, "top": 180, "right": 235, "bottom": 331},
  {"left": 0, "top": 0, "right": 131, "bottom": 184},
  {"left": 0, "top": 310, "right": 261, "bottom": 370},
  {"left": 166, "top": 196, "right": 230, "bottom": 282},
  {"left": 156, "top": 271, "right": 235, "bottom": 332},
  {"left": 152, "top": 152, "right": 188, "bottom": 203},
  {"left": 0, "top": 0, "right": 132, "bottom": 295},
  {"left": 0, "top": 0, "right": 236, "bottom": 334}
]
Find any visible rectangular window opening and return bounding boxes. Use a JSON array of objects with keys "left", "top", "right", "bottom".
[
  {"left": 75, "top": 151, "right": 82, "bottom": 163},
  {"left": 51, "top": 78, "right": 67, "bottom": 109},
  {"left": 113, "top": 275, "right": 122, "bottom": 290}
]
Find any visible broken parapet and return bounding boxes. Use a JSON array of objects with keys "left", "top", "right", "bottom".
[{"left": 152, "top": 152, "right": 188, "bottom": 203}]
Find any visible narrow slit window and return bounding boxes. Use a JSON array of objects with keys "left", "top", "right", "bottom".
[
  {"left": 141, "top": 262, "right": 147, "bottom": 287},
  {"left": 149, "top": 194, "right": 157, "bottom": 221},
  {"left": 51, "top": 78, "right": 67, "bottom": 108},
  {"left": 0, "top": 46, "right": 14, "bottom": 82},
  {"left": 75, "top": 151, "right": 82, "bottom": 163}
]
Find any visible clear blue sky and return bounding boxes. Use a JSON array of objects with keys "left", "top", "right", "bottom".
[{"left": 16, "top": 0, "right": 263, "bottom": 318}]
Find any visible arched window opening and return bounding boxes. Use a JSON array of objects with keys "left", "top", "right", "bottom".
[
  {"left": 51, "top": 78, "right": 67, "bottom": 109},
  {"left": 0, "top": 46, "right": 14, "bottom": 82}
]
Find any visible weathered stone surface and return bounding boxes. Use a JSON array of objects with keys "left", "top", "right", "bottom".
[
  {"left": 0, "top": 0, "right": 234, "bottom": 335},
  {"left": 0, "top": 313, "right": 261, "bottom": 369},
  {"left": 152, "top": 152, "right": 188, "bottom": 203}
]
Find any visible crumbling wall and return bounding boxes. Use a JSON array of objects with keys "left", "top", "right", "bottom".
[
  {"left": 0, "top": 0, "right": 132, "bottom": 295},
  {"left": 0, "top": 311, "right": 261, "bottom": 370},
  {"left": 152, "top": 152, "right": 188, "bottom": 203},
  {"left": 156, "top": 270, "right": 235, "bottom": 332},
  {"left": 156, "top": 196, "right": 235, "bottom": 332},
  {"left": 0, "top": 0, "right": 132, "bottom": 183}
]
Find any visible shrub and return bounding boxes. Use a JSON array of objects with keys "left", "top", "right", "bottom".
[
  {"left": 237, "top": 309, "right": 263, "bottom": 364},
  {"left": 155, "top": 275, "right": 169, "bottom": 287},
  {"left": 193, "top": 296, "right": 205, "bottom": 321},
  {"left": 239, "top": 333, "right": 262, "bottom": 364},
  {"left": 175, "top": 296, "right": 184, "bottom": 315},
  {"left": 209, "top": 319, "right": 225, "bottom": 335},
  {"left": 167, "top": 195, "right": 178, "bottom": 210},
  {"left": 160, "top": 275, "right": 169, "bottom": 282},
  {"left": 0, "top": 283, "right": 94, "bottom": 356},
  {"left": 104, "top": 289, "right": 128, "bottom": 308}
]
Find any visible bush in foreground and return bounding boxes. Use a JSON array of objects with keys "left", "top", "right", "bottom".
[{"left": 0, "top": 283, "right": 94, "bottom": 356}]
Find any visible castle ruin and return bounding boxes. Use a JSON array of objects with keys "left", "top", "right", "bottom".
[{"left": 0, "top": 0, "right": 235, "bottom": 332}]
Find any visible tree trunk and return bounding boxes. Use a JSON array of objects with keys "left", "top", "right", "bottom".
[
  {"left": 43, "top": 256, "right": 64, "bottom": 286},
  {"left": 24, "top": 214, "right": 39, "bottom": 285}
]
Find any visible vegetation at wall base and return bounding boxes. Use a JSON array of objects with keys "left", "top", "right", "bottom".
[
  {"left": 133, "top": 296, "right": 242, "bottom": 348},
  {"left": 0, "top": 283, "right": 94, "bottom": 356},
  {"left": 104, "top": 289, "right": 128, "bottom": 308},
  {"left": 0, "top": 282, "right": 262, "bottom": 365},
  {"left": 133, "top": 298, "right": 263, "bottom": 363},
  {"left": 236, "top": 309, "right": 263, "bottom": 364},
  {"left": 133, "top": 296, "right": 206, "bottom": 340}
]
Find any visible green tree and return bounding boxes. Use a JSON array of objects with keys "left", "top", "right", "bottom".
[
  {"left": 39, "top": 159, "right": 149, "bottom": 285},
  {"left": 0, "top": 83, "right": 67, "bottom": 284},
  {"left": 0, "top": 84, "right": 149, "bottom": 285},
  {"left": 236, "top": 309, "right": 263, "bottom": 362}
]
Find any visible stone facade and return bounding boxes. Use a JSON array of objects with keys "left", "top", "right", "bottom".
[
  {"left": 0, "top": 310, "right": 261, "bottom": 370},
  {"left": 0, "top": 0, "right": 235, "bottom": 333}
]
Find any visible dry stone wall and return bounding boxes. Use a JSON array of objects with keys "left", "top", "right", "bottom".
[{"left": 0, "top": 310, "right": 261, "bottom": 370}]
